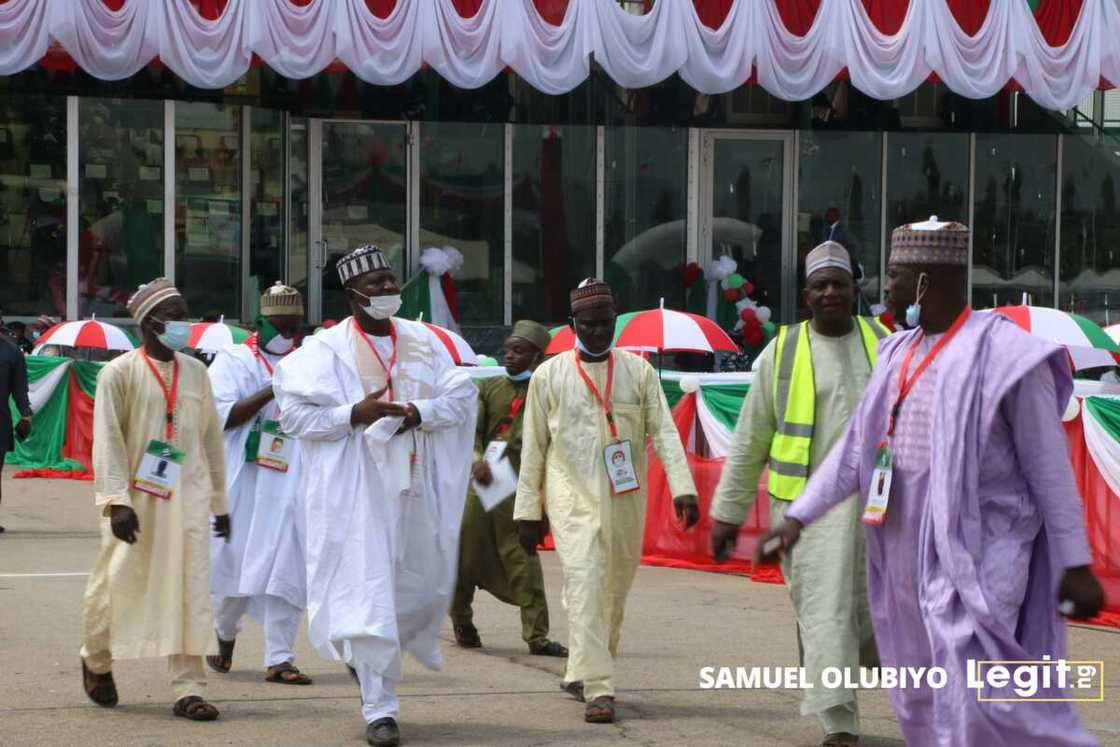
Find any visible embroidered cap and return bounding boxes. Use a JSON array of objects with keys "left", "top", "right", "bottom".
[
  {"left": 804, "top": 241, "right": 852, "bottom": 280},
  {"left": 570, "top": 278, "right": 615, "bottom": 315},
  {"left": 260, "top": 281, "right": 304, "bottom": 317},
  {"left": 890, "top": 216, "right": 969, "bottom": 267},
  {"left": 337, "top": 244, "right": 392, "bottom": 285},
  {"left": 127, "top": 278, "right": 182, "bottom": 323}
]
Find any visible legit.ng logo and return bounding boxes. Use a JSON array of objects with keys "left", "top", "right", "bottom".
[{"left": 970, "top": 658, "right": 1103, "bottom": 702}]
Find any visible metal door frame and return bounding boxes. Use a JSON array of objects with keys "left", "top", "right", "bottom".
[{"left": 698, "top": 130, "right": 797, "bottom": 322}]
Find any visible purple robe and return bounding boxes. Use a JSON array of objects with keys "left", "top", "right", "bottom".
[{"left": 787, "top": 312, "right": 1098, "bottom": 747}]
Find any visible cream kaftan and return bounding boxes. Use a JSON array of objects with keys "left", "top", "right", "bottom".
[
  {"left": 82, "top": 349, "right": 228, "bottom": 660},
  {"left": 513, "top": 350, "right": 695, "bottom": 698}
]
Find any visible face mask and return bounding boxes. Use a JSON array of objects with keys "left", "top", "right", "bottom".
[
  {"left": 263, "top": 334, "right": 294, "bottom": 354},
  {"left": 506, "top": 369, "right": 532, "bottom": 382},
  {"left": 350, "top": 289, "right": 401, "bottom": 321},
  {"left": 904, "top": 273, "right": 929, "bottom": 329},
  {"left": 30, "top": 330, "right": 40, "bottom": 341},
  {"left": 575, "top": 336, "right": 614, "bottom": 357},
  {"left": 154, "top": 319, "right": 191, "bottom": 352}
]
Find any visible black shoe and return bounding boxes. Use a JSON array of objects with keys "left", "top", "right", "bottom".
[
  {"left": 561, "top": 679, "right": 585, "bottom": 702},
  {"left": 453, "top": 622, "right": 482, "bottom": 648},
  {"left": 529, "top": 640, "right": 569, "bottom": 657},
  {"left": 366, "top": 717, "right": 400, "bottom": 747}
]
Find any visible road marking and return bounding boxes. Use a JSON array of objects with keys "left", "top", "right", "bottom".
[{"left": 0, "top": 572, "right": 89, "bottom": 578}]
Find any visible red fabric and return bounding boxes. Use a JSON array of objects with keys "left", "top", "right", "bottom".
[
  {"left": 62, "top": 369, "right": 95, "bottom": 473},
  {"left": 775, "top": 0, "right": 821, "bottom": 36},
  {"left": 440, "top": 273, "right": 459, "bottom": 324},
  {"left": 695, "top": 0, "right": 733, "bottom": 30},
  {"left": 365, "top": 0, "right": 397, "bottom": 18},
  {"left": 13, "top": 469, "right": 93, "bottom": 480},
  {"left": 945, "top": 0, "right": 990, "bottom": 36},
  {"left": 452, "top": 0, "right": 483, "bottom": 19},
  {"left": 533, "top": 0, "right": 570, "bottom": 25},
  {"left": 861, "top": 0, "right": 908, "bottom": 35},
  {"left": 1034, "top": 0, "right": 1084, "bottom": 47}
]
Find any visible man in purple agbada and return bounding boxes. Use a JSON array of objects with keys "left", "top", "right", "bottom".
[{"left": 759, "top": 217, "right": 1105, "bottom": 746}]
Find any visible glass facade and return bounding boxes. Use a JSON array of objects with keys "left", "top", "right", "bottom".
[
  {"left": 248, "top": 108, "right": 285, "bottom": 319},
  {"left": 604, "top": 126, "right": 688, "bottom": 313},
  {"left": 1059, "top": 135, "right": 1120, "bottom": 322},
  {"left": 0, "top": 95, "right": 66, "bottom": 318},
  {"left": 287, "top": 118, "right": 309, "bottom": 300}
]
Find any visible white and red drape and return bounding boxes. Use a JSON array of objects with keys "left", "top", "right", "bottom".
[{"left": 0, "top": 0, "right": 1115, "bottom": 108}]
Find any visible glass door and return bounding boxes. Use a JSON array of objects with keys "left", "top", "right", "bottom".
[
  {"left": 309, "top": 120, "right": 409, "bottom": 323},
  {"left": 700, "top": 133, "right": 795, "bottom": 323}
]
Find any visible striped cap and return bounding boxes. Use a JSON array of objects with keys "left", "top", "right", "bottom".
[
  {"left": 127, "top": 278, "right": 182, "bottom": 323},
  {"left": 570, "top": 278, "right": 614, "bottom": 315},
  {"left": 260, "top": 281, "right": 304, "bottom": 317},
  {"left": 337, "top": 244, "right": 392, "bottom": 285},
  {"left": 890, "top": 216, "right": 969, "bottom": 267}
]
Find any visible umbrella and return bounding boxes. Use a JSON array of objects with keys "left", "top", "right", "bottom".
[
  {"left": 32, "top": 319, "right": 136, "bottom": 354},
  {"left": 423, "top": 322, "right": 477, "bottom": 365},
  {"left": 990, "top": 305, "right": 1120, "bottom": 371},
  {"left": 187, "top": 322, "right": 251, "bottom": 353},
  {"left": 547, "top": 308, "right": 736, "bottom": 355},
  {"left": 1104, "top": 324, "right": 1120, "bottom": 346}
]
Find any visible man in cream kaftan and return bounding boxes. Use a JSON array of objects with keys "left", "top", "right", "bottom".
[
  {"left": 272, "top": 243, "right": 476, "bottom": 746},
  {"left": 207, "top": 282, "right": 309, "bottom": 683},
  {"left": 80, "top": 279, "right": 229, "bottom": 719},
  {"left": 514, "top": 278, "right": 698, "bottom": 724}
]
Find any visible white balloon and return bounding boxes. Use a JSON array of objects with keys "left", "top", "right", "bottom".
[
  {"left": 1062, "top": 396, "right": 1081, "bottom": 422},
  {"left": 756, "top": 306, "right": 772, "bottom": 323},
  {"left": 679, "top": 375, "right": 701, "bottom": 394}
]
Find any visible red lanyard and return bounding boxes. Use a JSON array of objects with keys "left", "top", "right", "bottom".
[
  {"left": 495, "top": 396, "right": 526, "bottom": 437},
  {"left": 887, "top": 307, "right": 971, "bottom": 437},
  {"left": 573, "top": 351, "right": 618, "bottom": 440},
  {"left": 246, "top": 332, "right": 274, "bottom": 376},
  {"left": 353, "top": 317, "right": 398, "bottom": 401},
  {"left": 141, "top": 348, "right": 180, "bottom": 441}
]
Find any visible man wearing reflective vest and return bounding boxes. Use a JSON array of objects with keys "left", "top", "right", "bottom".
[{"left": 709, "top": 242, "right": 888, "bottom": 747}]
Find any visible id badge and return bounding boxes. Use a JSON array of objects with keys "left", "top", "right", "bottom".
[
  {"left": 132, "top": 439, "right": 184, "bottom": 501},
  {"left": 484, "top": 440, "right": 508, "bottom": 465},
  {"left": 862, "top": 442, "right": 894, "bottom": 526},
  {"left": 604, "top": 440, "right": 640, "bottom": 495},
  {"left": 256, "top": 420, "right": 293, "bottom": 473}
]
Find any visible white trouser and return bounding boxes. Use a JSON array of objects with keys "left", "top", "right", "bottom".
[
  {"left": 356, "top": 659, "right": 400, "bottom": 723},
  {"left": 213, "top": 594, "right": 302, "bottom": 667}
]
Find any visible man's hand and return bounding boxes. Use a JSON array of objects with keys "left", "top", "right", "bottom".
[
  {"left": 710, "top": 519, "right": 739, "bottom": 563},
  {"left": 212, "top": 514, "right": 231, "bottom": 542},
  {"left": 1058, "top": 566, "right": 1105, "bottom": 620},
  {"left": 109, "top": 505, "right": 140, "bottom": 544},
  {"left": 673, "top": 494, "right": 701, "bottom": 529},
  {"left": 350, "top": 387, "right": 409, "bottom": 427},
  {"left": 15, "top": 416, "right": 31, "bottom": 441},
  {"left": 754, "top": 518, "right": 803, "bottom": 566},
  {"left": 397, "top": 403, "right": 422, "bottom": 433},
  {"left": 517, "top": 520, "right": 546, "bottom": 556},
  {"left": 472, "top": 461, "right": 494, "bottom": 487}
]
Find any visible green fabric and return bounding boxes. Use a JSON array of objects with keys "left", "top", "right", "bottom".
[
  {"left": 72, "top": 360, "right": 104, "bottom": 398},
  {"left": 661, "top": 379, "right": 683, "bottom": 410},
  {"left": 399, "top": 272, "right": 432, "bottom": 321},
  {"left": 701, "top": 384, "right": 750, "bottom": 431},
  {"left": 1086, "top": 397, "right": 1120, "bottom": 439},
  {"left": 5, "top": 356, "right": 79, "bottom": 470}
]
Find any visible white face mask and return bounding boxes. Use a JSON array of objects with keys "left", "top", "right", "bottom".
[
  {"left": 263, "top": 334, "right": 294, "bottom": 354},
  {"left": 575, "top": 336, "right": 614, "bottom": 357},
  {"left": 350, "top": 289, "right": 401, "bottom": 321}
]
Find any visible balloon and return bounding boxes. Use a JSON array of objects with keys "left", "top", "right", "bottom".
[
  {"left": 739, "top": 307, "right": 757, "bottom": 323},
  {"left": 762, "top": 320, "right": 776, "bottom": 337},
  {"left": 756, "top": 306, "right": 772, "bottom": 323},
  {"left": 726, "top": 273, "right": 745, "bottom": 290},
  {"left": 477, "top": 355, "right": 499, "bottom": 367},
  {"left": 742, "top": 281, "right": 755, "bottom": 297},
  {"left": 878, "top": 311, "right": 896, "bottom": 330},
  {"left": 742, "top": 326, "right": 765, "bottom": 348},
  {"left": 723, "top": 288, "right": 740, "bottom": 303},
  {"left": 679, "top": 375, "right": 701, "bottom": 394},
  {"left": 680, "top": 262, "right": 702, "bottom": 288},
  {"left": 1062, "top": 395, "right": 1081, "bottom": 422}
]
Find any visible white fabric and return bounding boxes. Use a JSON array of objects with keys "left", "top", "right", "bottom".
[
  {"left": 213, "top": 594, "right": 303, "bottom": 667},
  {"left": 26, "top": 358, "right": 70, "bottom": 413},
  {"left": 0, "top": 0, "right": 1116, "bottom": 109},
  {"left": 695, "top": 387, "right": 733, "bottom": 458},
  {"left": 272, "top": 317, "right": 476, "bottom": 687},
  {"left": 1082, "top": 398, "right": 1120, "bottom": 500},
  {"left": 357, "top": 661, "right": 400, "bottom": 723}
]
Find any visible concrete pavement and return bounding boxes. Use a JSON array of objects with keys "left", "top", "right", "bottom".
[{"left": 2, "top": 473, "right": 1120, "bottom": 746}]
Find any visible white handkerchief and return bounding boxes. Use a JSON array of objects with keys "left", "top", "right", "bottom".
[
  {"left": 364, "top": 416, "right": 404, "bottom": 445},
  {"left": 472, "top": 458, "right": 518, "bottom": 512},
  {"left": 363, "top": 416, "right": 411, "bottom": 497}
]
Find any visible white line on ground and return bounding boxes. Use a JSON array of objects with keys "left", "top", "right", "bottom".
[{"left": 0, "top": 572, "right": 89, "bottom": 578}]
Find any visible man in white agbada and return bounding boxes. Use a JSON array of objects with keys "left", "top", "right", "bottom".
[
  {"left": 273, "top": 244, "right": 477, "bottom": 747},
  {"left": 709, "top": 243, "right": 887, "bottom": 747},
  {"left": 513, "top": 278, "right": 700, "bottom": 725},
  {"left": 80, "top": 278, "right": 231, "bottom": 722},
  {"left": 206, "top": 282, "right": 312, "bottom": 685}
]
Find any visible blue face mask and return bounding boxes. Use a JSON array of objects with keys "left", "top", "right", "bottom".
[
  {"left": 506, "top": 369, "right": 533, "bottom": 382},
  {"left": 153, "top": 319, "right": 192, "bottom": 352},
  {"left": 904, "top": 272, "right": 929, "bottom": 329},
  {"left": 575, "top": 336, "right": 613, "bottom": 357}
]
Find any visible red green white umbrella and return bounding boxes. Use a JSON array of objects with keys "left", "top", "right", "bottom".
[
  {"left": 187, "top": 322, "right": 251, "bottom": 353},
  {"left": 547, "top": 309, "right": 736, "bottom": 355},
  {"left": 423, "top": 322, "right": 477, "bottom": 365},
  {"left": 32, "top": 319, "right": 135, "bottom": 354},
  {"left": 991, "top": 306, "right": 1120, "bottom": 371}
]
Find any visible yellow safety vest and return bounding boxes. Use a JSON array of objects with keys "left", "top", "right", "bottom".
[{"left": 767, "top": 316, "right": 890, "bottom": 501}]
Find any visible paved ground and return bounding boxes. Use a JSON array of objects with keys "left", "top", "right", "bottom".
[{"left": 3, "top": 474, "right": 1120, "bottom": 746}]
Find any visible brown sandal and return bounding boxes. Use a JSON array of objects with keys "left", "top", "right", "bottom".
[
  {"left": 560, "top": 680, "right": 584, "bottom": 702},
  {"left": 264, "top": 662, "right": 313, "bottom": 685},
  {"left": 173, "top": 695, "right": 220, "bottom": 721},
  {"left": 205, "top": 634, "right": 235, "bottom": 674},
  {"left": 584, "top": 695, "right": 615, "bottom": 723},
  {"left": 822, "top": 734, "right": 860, "bottom": 747},
  {"left": 81, "top": 659, "right": 118, "bottom": 708}
]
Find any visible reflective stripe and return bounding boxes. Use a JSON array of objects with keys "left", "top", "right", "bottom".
[
  {"left": 768, "top": 458, "right": 810, "bottom": 478},
  {"left": 773, "top": 322, "right": 802, "bottom": 427},
  {"left": 776, "top": 421, "right": 814, "bottom": 438}
]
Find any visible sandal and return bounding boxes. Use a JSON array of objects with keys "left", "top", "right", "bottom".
[
  {"left": 265, "top": 662, "right": 313, "bottom": 685},
  {"left": 205, "top": 633, "right": 235, "bottom": 674},
  {"left": 584, "top": 695, "right": 615, "bottom": 724},
  {"left": 529, "top": 640, "right": 569, "bottom": 657},
  {"left": 173, "top": 695, "right": 220, "bottom": 721},
  {"left": 81, "top": 659, "right": 118, "bottom": 708},
  {"left": 822, "top": 734, "right": 860, "bottom": 747},
  {"left": 453, "top": 622, "right": 482, "bottom": 648},
  {"left": 560, "top": 680, "right": 584, "bottom": 702}
]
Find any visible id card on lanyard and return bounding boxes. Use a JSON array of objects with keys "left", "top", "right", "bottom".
[
  {"left": 574, "top": 352, "right": 640, "bottom": 496},
  {"left": 132, "top": 350, "right": 182, "bottom": 500},
  {"left": 862, "top": 307, "right": 971, "bottom": 526},
  {"left": 257, "top": 420, "right": 293, "bottom": 472},
  {"left": 485, "top": 393, "right": 525, "bottom": 460}
]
